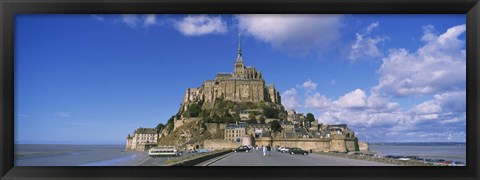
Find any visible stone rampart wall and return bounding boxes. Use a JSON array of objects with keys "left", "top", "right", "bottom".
[
  {"left": 204, "top": 139, "right": 239, "bottom": 150},
  {"left": 253, "top": 137, "right": 350, "bottom": 152},
  {"left": 346, "top": 139, "right": 359, "bottom": 152},
  {"left": 359, "top": 142, "right": 370, "bottom": 152}
]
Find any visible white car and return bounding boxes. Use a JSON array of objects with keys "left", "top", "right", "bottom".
[
  {"left": 279, "top": 147, "right": 290, "bottom": 153},
  {"left": 450, "top": 161, "right": 465, "bottom": 166}
]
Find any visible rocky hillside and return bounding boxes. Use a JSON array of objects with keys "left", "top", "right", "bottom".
[
  {"left": 155, "top": 99, "right": 286, "bottom": 148},
  {"left": 157, "top": 120, "right": 224, "bottom": 148}
]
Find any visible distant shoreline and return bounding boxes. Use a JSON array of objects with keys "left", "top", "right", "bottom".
[
  {"left": 15, "top": 143, "right": 125, "bottom": 146},
  {"left": 369, "top": 142, "right": 466, "bottom": 145}
]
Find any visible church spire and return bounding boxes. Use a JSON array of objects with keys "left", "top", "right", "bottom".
[
  {"left": 237, "top": 33, "right": 242, "bottom": 56},
  {"left": 236, "top": 33, "right": 243, "bottom": 62}
]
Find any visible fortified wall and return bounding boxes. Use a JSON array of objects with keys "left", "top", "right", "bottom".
[
  {"left": 358, "top": 142, "right": 370, "bottom": 152},
  {"left": 204, "top": 139, "right": 241, "bottom": 150},
  {"left": 254, "top": 136, "right": 358, "bottom": 152},
  {"left": 205, "top": 123, "right": 226, "bottom": 135}
]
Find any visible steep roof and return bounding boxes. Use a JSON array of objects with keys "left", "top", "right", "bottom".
[{"left": 135, "top": 128, "right": 157, "bottom": 134}]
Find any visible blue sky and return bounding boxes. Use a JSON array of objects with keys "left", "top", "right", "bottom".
[{"left": 14, "top": 14, "right": 466, "bottom": 144}]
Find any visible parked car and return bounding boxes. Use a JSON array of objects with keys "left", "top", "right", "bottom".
[
  {"left": 288, "top": 147, "right": 309, "bottom": 155},
  {"left": 432, "top": 159, "right": 449, "bottom": 166},
  {"left": 373, "top": 154, "right": 384, "bottom": 158},
  {"left": 197, "top": 149, "right": 209, "bottom": 153},
  {"left": 276, "top": 146, "right": 283, "bottom": 152},
  {"left": 279, "top": 147, "right": 290, "bottom": 153},
  {"left": 451, "top": 161, "right": 465, "bottom": 166},
  {"left": 233, "top": 146, "right": 251, "bottom": 153}
]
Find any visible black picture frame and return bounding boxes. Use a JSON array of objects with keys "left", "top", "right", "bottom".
[{"left": 1, "top": 0, "right": 479, "bottom": 180}]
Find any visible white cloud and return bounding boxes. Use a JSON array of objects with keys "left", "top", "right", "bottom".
[
  {"left": 120, "top": 14, "right": 158, "bottom": 28},
  {"left": 292, "top": 24, "right": 466, "bottom": 142},
  {"left": 413, "top": 100, "right": 442, "bottom": 115},
  {"left": 365, "top": 22, "right": 379, "bottom": 34},
  {"left": 302, "top": 79, "right": 317, "bottom": 91},
  {"left": 91, "top": 15, "right": 105, "bottom": 22},
  {"left": 288, "top": 84, "right": 463, "bottom": 142},
  {"left": 305, "top": 92, "right": 330, "bottom": 109},
  {"left": 330, "top": 79, "right": 336, "bottom": 86},
  {"left": 335, "top": 89, "right": 368, "bottom": 109},
  {"left": 281, "top": 88, "right": 299, "bottom": 110},
  {"left": 237, "top": 14, "right": 342, "bottom": 55},
  {"left": 55, "top": 112, "right": 71, "bottom": 118},
  {"left": 373, "top": 24, "right": 466, "bottom": 97},
  {"left": 143, "top": 14, "right": 157, "bottom": 27},
  {"left": 314, "top": 92, "right": 465, "bottom": 142},
  {"left": 434, "top": 91, "right": 466, "bottom": 112},
  {"left": 174, "top": 15, "right": 227, "bottom": 36},
  {"left": 411, "top": 91, "right": 465, "bottom": 124},
  {"left": 349, "top": 22, "right": 387, "bottom": 61}
]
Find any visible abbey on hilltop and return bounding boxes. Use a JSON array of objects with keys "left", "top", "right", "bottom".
[
  {"left": 181, "top": 36, "right": 281, "bottom": 112},
  {"left": 125, "top": 36, "right": 368, "bottom": 153}
]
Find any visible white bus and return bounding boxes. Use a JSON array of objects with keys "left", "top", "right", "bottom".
[{"left": 148, "top": 146, "right": 179, "bottom": 157}]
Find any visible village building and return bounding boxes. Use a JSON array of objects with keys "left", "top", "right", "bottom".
[
  {"left": 125, "top": 127, "right": 158, "bottom": 151},
  {"left": 224, "top": 121, "right": 248, "bottom": 142}
]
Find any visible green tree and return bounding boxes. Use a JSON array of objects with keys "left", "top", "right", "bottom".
[
  {"left": 270, "top": 120, "right": 283, "bottom": 133},
  {"left": 233, "top": 116, "right": 241, "bottom": 122},
  {"left": 258, "top": 101, "right": 267, "bottom": 109},
  {"left": 187, "top": 103, "right": 202, "bottom": 117},
  {"left": 248, "top": 112, "right": 255, "bottom": 120},
  {"left": 262, "top": 106, "right": 279, "bottom": 118},
  {"left": 247, "top": 119, "right": 258, "bottom": 124},
  {"left": 199, "top": 109, "right": 210, "bottom": 118},
  {"left": 212, "top": 114, "right": 221, "bottom": 123},
  {"left": 166, "top": 115, "right": 175, "bottom": 131},
  {"left": 203, "top": 116, "right": 213, "bottom": 123},
  {"left": 156, "top": 123, "right": 166, "bottom": 133},
  {"left": 306, "top": 113, "right": 315, "bottom": 122},
  {"left": 259, "top": 116, "right": 266, "bottom": 124}
]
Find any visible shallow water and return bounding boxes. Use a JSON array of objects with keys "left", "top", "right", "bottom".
[
  {"left": 369, "top": 143, "right": 466, "bottom": 163},
  {"left": 15, "top": 144, "right": 148, "bottom": 166}
]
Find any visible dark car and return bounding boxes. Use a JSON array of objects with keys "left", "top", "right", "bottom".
[
  {"left": 288, "top": 147, "right": 309, "bottom": 155},
  {"left": 233, "top": 146, "right": 251, "bottom": 153}
]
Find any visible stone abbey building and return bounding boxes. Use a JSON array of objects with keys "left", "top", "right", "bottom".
[
  {"left": 182, "top": 39, "right": 281, "bottom": 111},
  {"left": 126, "top": 37, "right": 368, "bottom": 153}
]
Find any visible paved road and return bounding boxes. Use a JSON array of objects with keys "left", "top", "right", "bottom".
[
  {"left": 137, "top": 153, "right": 196, "bottom": 166},
  {"left": 198, "top": 149, "right": 397, "bottom": 166}
]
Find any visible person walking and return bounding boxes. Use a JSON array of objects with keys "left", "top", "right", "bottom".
[
  {"left": 266, "top": 145, "right": 271, "bottom": 156},
  {"left": 262, "top": 145, "right": 266, "bottom": 156}
]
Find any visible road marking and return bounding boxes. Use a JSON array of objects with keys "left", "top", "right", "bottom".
[
  {"left": 198, "top": 152, "right": 234, "bottom": 166},
  {"left": 136, "top": 157, "right": 152, "bottom": 166}
]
